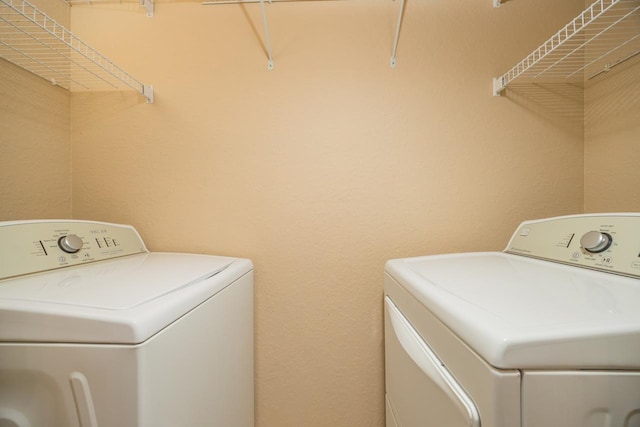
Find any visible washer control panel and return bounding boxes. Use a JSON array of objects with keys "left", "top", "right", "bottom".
[
  {"left": 506, "top": 214, "right": 640, "bottom": 278},
  {"left": 0, "top": 220, "right": 148, "bottom": 280}
]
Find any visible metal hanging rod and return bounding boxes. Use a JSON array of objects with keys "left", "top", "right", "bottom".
[
  {"left": 203, "top": 0, "right": 277, "bottom": 70},
  {"left": 203, "top": 0, "right": 339, "bottom": 70},
  {"left": 204, "top": 0, "right": 402, "bottom": 70},
  {"left": 390, "top": 0, "right": 406, "bottom": 68},
  {"left": 0, "top": 0, "right": 154, "bottom": 102},
  {"left": 587, "top": 46, "right": 640, "bottom": 79},
  {"left": 493, "top": 0, "right": 640, "bottom": 96},
  {"left": 259, "top": 0, "right": 273, "bottom": 70}
]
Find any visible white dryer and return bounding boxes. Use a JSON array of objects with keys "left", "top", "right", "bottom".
[
  {"left": 385, "top": 213, "right": 640, "bottom": 427},
  {"left": 0, "top": 220, "right": 254, "bottom": 427}
]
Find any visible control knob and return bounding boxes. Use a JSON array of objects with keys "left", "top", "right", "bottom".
[
  {"left": 58, "top": 234, "right": 84, "bottom": 253},
  {"left": 580, "top": 231, "right": 612, "bottom": 253}
]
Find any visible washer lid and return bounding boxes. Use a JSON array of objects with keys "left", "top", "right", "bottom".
[
  {"left": 0, "top": 252, "right": 248, "bottom": 344},
  {"left": 386, "top": 252, "right": 640, "bottom": 369},
  {"left": 0, "top": 253, "right": 232, "bottom": 309}
]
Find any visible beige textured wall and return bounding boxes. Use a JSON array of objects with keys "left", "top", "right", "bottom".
[
  {"left": 584, "top": 54, "right": 640, "bottom": 212},
  {"left": 0, "top": 0, "right": 71, "bottom": 221},
  {"left": 69, "top": 1, "right": 584, "bottom": 426}
]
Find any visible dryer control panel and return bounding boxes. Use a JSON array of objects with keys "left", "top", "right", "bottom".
[
  {"left": 0, "top": 220, "right": 148, "bottom": 280},
  {"left": 506, "top": 213, "right": 640, "bottom": 278}
]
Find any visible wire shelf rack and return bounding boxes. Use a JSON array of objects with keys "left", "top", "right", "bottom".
[
  {"left": 0, "top": 0, "right": 153, "bottom": 102},
  {"left": 494, "top": 0, "right": 640, "bottom": 95}
]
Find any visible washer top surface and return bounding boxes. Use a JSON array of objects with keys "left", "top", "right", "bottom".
[
  {"left": 0, "top": 252, "right": 250, "bottom": 344},
  {"left": 0, "top": 253, "right": 233, "bottom": 310},
  {"left": 385, "top": 214, "right": 640, "bottom": 369},
  {"left": 0, "top": 220, "right": 252, "bottom": 344}
]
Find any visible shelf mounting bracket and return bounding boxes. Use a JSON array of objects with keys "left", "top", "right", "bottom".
[
  {"left": 143, "top": 85, "right": 154, "bottom": 103},
  {"left": 260, "top": 0, "right": 274, "bottom": 70},
  {"left": 492, "top": 77, "right": 505, "bottom": 96},
  {"left": 390, "top": 0, "right": 406, "bottom": 68},
  {"left": 140, "top": 0, "right": 153, "bottom": 17}
]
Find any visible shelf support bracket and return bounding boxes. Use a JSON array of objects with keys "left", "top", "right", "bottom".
[
  {"left": 140, "top": 0, "right": 153, "bottom": 17},
  {"left": 143, "top": 85, "right": 154, "bottom": 103},
  {"left": 493, "top": 0, "right": 501, "bottom": 8},
  {"left": 260, "top": 0, "right": 274, "bottom": 70},
  {"left": 492, "top": 77, "right": 505, "bottom": 96},
  {"left": 390, "top": 0, "right": 406, "bottom": 68}
]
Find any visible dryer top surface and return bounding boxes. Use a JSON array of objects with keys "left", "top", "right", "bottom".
[{"left": 385, "top": 252, "right": 640, "bottom": 369}]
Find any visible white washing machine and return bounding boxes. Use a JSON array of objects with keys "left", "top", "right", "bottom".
[
  {"left": 384, "top": 213, "right": 640, "bottom": 427},
  {"left": 0, "top": 220, "right": 254, "bottom": 427}
]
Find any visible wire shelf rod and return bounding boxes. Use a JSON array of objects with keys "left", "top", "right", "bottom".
[
  {"left": 1, "top": 39, "right": 92, "bottom": 88},
  {"left": 498, "top": 0, "right": 606, "bottom": 84},
  {"left": 1, "top": 4, "right": 120, "bottom": 89},
  {"left": 259, "top": 0, "right": 273, "bottom": 70},
  {"left": 570, "top": 31, "right": 640, "bottom": 77},
  {"left": 588, "top": 46, "right": 640, "bottom": 78},
  {"left": 493, "top": 0, "right": 640, "bottom": 95},
  {"left": 0, "top": 0, "right": 153, "bottom": 101},
  {"left": 539, "top": 2, "right": 640, "bottom": 78},
  {"left": 201, "top": 0, "right": 343, "bottom": 70},
  {"left": 390, "top": 0, "right": 406, "bottom": 69}
]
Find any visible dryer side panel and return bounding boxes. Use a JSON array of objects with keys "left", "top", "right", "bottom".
[
  {"left": 522, "top": 370, "right": 640, "bottom": 427},
  {"left": 385, "top": 297, "right": 480, "bottom": 426},
  {"left": 384, "top": 273, "right": 521, "bottom": 427}
]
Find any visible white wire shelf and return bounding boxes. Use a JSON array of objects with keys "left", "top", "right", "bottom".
[
  {"left": 0, "top": 0, "right": 153, "bottom": 102},
  {"left": 494, "top": 0, "right": 640, "bottom": 96}
]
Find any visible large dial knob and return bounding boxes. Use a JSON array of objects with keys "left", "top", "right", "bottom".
[
  {"left": 580, "top": 231, "right": 612, "bottom": 253},
  {"left": 58, "top": 234, "right": 84, "bottom": 253}
]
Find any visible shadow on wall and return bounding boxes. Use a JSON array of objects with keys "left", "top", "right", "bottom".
[
  {"left": 585, "top": 54, "right": 640, "bottom": 138},
  {"left": 238, "top": 3, "right": 270, "bottom": 59},
  {"left": 504, "top": 82, "right": 584, "bottom": 136},
  {"left": 71, "top": 91, "right": 146, "bottom": 129}
]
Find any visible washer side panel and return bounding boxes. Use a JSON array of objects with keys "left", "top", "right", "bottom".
[
  {"left": 139, "top": 271, "right": 254, "bottom": 427},
  {"left": 0, "top": 343, "right": 140, "bottom": 427}
]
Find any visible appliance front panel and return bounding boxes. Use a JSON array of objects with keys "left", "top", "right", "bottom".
[{"left": 385, "top": 297, "right": 480, "bottom": 427}]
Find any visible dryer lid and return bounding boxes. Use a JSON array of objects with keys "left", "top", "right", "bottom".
[
  {"left": 0, "top": 252, "right": 245, "bottom": 343},
  {"left": 386, "top": 252, "right": 640, "bottom": 369}
]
